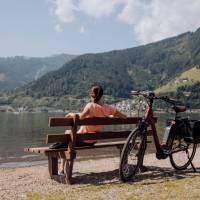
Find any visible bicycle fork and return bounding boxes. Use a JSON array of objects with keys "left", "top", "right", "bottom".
[{"left": 138, "top": 135, "right": 147, "bottom": 172}]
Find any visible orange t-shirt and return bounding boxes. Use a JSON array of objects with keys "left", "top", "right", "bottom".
[{"left": 78, "top": 102, "right": 117, "bottom": 143}]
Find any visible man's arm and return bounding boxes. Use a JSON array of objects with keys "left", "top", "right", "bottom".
[
  {"left": 113, "top": 110, "right": 127, "bottom": 119},
  {"left": 79, "top": 108, "right": 89, "bottom": 119},
  {"left": 65, "top": 104, "right": 90, "bottom": 119}
]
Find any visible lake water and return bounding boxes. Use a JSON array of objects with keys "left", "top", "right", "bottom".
[{"left": 0, "top": 112, "right": 199, "bottom": 166}]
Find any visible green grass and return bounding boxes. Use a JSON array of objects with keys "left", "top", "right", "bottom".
[
  {"left": 25, "top": 175, "right": 200, "bottom": 200},
  {"left": 155, "top": 66, "right": 200, "bottom": 94}
]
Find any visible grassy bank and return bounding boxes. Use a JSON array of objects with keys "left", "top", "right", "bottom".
[{"left": 26, "top": 175, "right": 200, "bottom": 200}]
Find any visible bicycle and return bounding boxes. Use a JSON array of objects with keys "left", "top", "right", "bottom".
[{"left": 119, "top": 91, "right": 197, "bottom": 182}]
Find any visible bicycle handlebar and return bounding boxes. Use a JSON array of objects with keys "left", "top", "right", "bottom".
[
  {"left": 131, "top": 91, "right": 177, "bottom": 105},
  {"left": 157, "top": 96, "right": 177, "bottom": 105}
]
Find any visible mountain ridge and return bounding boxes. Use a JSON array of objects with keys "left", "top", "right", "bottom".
[
  {"left": 0, "top": 54, "right": 76, "bottom": 91},
  {"left": 24, "top": 28, "right": 200, "bottom": 99}
]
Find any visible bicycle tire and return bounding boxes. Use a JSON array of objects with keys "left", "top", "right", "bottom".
[
  {"left": 119, "top": 128, "right": 146, "bottom": 182},
  {"left": 169, "top": 135, "right": 197, "bottom": 170}
]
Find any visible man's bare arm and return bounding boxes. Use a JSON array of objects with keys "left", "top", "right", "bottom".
[{"left": 113, "top": 110, "right": 127, "bottom": 118}]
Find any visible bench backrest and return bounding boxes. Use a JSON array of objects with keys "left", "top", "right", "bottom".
[
  {"left": 47, "top": 116, "right": 156, "bottom": 144},
  {"left": 49, "top": 116, "right": 142, "bottom": 126}
]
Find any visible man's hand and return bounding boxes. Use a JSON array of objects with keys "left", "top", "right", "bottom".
[{"left": 65, "top": 113, "right": 76, "bottom": 118}]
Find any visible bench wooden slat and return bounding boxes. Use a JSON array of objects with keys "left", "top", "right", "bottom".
[
  {"left": 76, "top": 117, "right": 141, "bottom": 126},
  {"left": 49, "top": 117, "right": 141, "bottom": 127},
  {"left": 24, "top": 138, "right": 152, "bottom": 154},
  {"left": 46, "top": 131, "right": 131, "bottom": 143},
  {"left": 24, "top": 147, "right": 69, "bottom": 154},
  {"left": 24, "top": 147, "right": 49, "bottom": 154},
  {"left": 49, "top": 117, "right": 157, "bottom": 127},
  {"left": 76, "top": 141, "right": 126, "bottom": 149},
  {"left": 46, "top": 133, "right": 71, "bottom": 144},
  {"left": 24, "top": 141, "right": 127, "bottom": 154},
  {"left": 49, "top": 117, "right": 74, "bottom": 127},
  {"left": 46, "top": 130, "right": 153, "bottom": 143},
  {"left": 76, "top": 139, "right": 152, "bottom": 150}
]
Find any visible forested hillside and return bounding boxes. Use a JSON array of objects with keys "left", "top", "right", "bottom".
[
  {"left": 172, "top": 82, "right": 200, "bottom": 108},
  {"left": 155, "top": 66, "right": 200, "bottom": 93},
  {"left": 0, "top": 54, "right": 76, "bottom": 91},
  {"left": 24, "top": 28, "right": 200, "bottom": 100}
]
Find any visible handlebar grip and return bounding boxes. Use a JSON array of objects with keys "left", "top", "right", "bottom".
[
  {"left": 131, "top": 91, "right": 140, "bottom": 95},
  {"left": 160, "top": 96, "right": 177, "bottom": 104},
  {"left": 167, "top": 97, "right": 177, "bottom": 104}
]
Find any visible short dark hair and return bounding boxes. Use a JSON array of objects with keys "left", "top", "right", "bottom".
[{"left": 89, "top": 84, "right": 103, "bottom": 103}]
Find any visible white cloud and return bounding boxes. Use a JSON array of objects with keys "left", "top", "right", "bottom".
[
  {"left": 118, "top": 0, "right": 200, "bottom": 44},
  {"left": 80, "top": 25, "right": 85, "bottom": 34},
  {"left": 79, "top": 0, "right": 121, "bottom": 18},
  {"left": 49, "top": 0, "right": 200, "bottom": 44},
  {"left": 54, "top": 24, "right": 63, "bottom": 32},
  {"left": 50, "top": 0, "right": 77, "bottom": 23}
]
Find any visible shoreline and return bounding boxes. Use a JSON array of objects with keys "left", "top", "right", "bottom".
[
  {"left": 1, "top": 107, "right": 200, "bottom": 114},
  {"left": 0, "top": 153, "right": 120, "bottom": 169}
]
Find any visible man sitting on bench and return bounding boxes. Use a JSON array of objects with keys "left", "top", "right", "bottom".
[{"left": 59, "top": 84, "right": 127, "bottom": 175}]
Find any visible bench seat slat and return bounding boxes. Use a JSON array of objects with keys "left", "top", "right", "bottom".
[
  {"left": 75, "top": 141, "right": 126, "bottom": 149},
  {"left": 75, "top": 140, "right": 151, "bottom": 149},
  {"left": 24, "top": 147, "right": 68, "bottom": 153},
  {"left": 24, "top": 147, "right": 49, "bottom": 154},
  {"left": 24, "top": 139, "right": 152, "bottom": 154},
  {"left": 24, "top": 141, "right": 128, "bottom": 153}
]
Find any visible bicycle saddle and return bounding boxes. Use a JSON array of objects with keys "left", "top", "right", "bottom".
[{"left": 173, "top": 106, "right": 187, "bottom": 113}]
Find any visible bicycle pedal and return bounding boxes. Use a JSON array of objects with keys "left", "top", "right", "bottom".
[{"left": 163, "top": 149, "right": 171, "bottom": 155}]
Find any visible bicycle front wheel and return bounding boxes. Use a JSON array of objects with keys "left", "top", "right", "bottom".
[
  {"left": 119, "top": 128, "right": 146, "bottom": 182},
  {"left": 169, "top": 136, "right": 197, "bottom": 170}
]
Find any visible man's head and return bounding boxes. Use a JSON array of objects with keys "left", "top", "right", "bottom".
[{"left": 89, "top": 84, "right": 103, "bottom": 103}]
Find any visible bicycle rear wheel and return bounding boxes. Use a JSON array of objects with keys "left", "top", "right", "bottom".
[
  {"left": 169, "top": 135, "right": 197, "bottom": 170},
  {"left": 119, "top": 128, "right": 146, "bottom": 182}
]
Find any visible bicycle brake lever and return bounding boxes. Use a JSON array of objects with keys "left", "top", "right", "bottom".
[{"left": 131, "top": 90, "right": 140, "bottom": 95}]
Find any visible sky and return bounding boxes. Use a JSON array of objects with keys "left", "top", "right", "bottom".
[{"left": 0, "top": 0, "right": 200, "bottom": 57}]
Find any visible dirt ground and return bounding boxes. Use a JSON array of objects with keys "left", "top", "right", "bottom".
[{"left": 0, "top": 148, "right": 200, "bottom": 200}]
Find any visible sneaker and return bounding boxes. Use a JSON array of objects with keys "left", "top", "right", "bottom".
[{"left": 58, "top": 170, "right": 65, "bottom": 176}]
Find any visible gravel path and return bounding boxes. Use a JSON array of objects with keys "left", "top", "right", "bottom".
[{"left": 0, "top": 148, "right": 200, "bottom": 200}]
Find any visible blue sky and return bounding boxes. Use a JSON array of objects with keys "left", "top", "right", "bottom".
[{"left": 1, "top": 0, "right": 200, "bottom": 57}]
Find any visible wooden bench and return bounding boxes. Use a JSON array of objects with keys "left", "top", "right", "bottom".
[{"left": 24, "top": 115, "right": 155, "bottom": 184}]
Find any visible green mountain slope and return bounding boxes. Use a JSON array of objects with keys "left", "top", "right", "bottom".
[
  {"left": 0, "top": 54, "right": 76, "bottom": 91},
  {"left": 24, "top": 28, "right": 200, "bottom": 99},
  {"left": 175, "top": 82, "right": 200, "bottom": 108},
  {"left": 155, "top": 66, "right": 200, "bottom": 94}
]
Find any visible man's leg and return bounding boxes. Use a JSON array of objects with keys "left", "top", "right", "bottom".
[{"left": 58, "top": 130, "right": 71, "bottom": 174}]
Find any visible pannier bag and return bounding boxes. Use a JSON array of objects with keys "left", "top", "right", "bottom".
[
  {"left": 193, "top": 120, "right": 200, "bottom": 143},
  {"left": 176, "top": 118, "right": 193, "bottom": 143}
]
